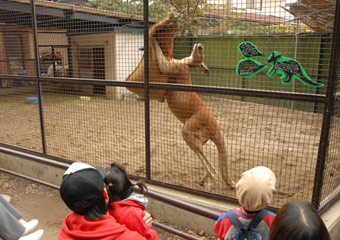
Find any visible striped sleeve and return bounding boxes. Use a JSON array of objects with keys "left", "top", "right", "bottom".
[
  {"left": 214, "top": 212, "right": 234, "bottom": 239},
  {"left": 263, "top": 211, "right": 276, "bottom": 227}
]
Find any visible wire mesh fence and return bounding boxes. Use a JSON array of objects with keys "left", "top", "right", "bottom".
[{"left": 0, "top": 0, "right": 339, "bottom": 211}]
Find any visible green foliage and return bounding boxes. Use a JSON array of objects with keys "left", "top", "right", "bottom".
[
  {"left": 87, "top": 0, "right": 212, "bottom": 36},
  {"left": 163, "top": 0, "right": 212, "bottom": 36},
  {"left": 261, "top": 24, "right": 312, "bottom": 35}
]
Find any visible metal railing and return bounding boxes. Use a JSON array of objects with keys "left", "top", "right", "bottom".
[{"left": 0, "top": 143, "right": 220, "bottom": 240}]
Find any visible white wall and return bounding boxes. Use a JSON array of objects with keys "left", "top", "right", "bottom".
[
  {"left": 115, "top": 33, "right": 144, "bottom": 99},
  {"left": 71, "top": 32, "right": 115, "bottom": 80}
]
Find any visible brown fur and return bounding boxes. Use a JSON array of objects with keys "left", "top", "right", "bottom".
[
  {"left": 154, "top": 41, "right": 234, "bottom": 187},
  {"left": 126, "top": 13, "right": 234, "bottom": 187},
  {"left": 125, "top": 13, "right": 178, "bottom": 101}
]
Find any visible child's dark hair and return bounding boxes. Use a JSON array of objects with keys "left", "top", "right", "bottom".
[
  {"left": 269, "top": 201, "right": 331, "bottom": 240},
  {"left": 71, "top": 197, "right": 107, "bottom": 220},
  {"left": 104, "top": 162, "right": 147, "bottom": 209}
]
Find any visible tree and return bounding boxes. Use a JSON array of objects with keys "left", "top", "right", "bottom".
[
  {"left": 87, "top": 0, "right": 212, "bottom": 36},
  {"left": 162, "top": 0, "right": 212, "bottom": 36}
]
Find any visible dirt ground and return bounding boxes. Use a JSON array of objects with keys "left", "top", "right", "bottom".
[
  {"left": 0, "top": 171, "right": 218, "bottom": 240},
  {"left": 1, "top": 90, "right": 339, "bottom": 208}
]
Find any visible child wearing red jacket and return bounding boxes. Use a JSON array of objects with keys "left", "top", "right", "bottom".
[
  {"left": 58, "top": 162, "right": 148, "bottom": 240},
  {"left": 104, "top": 163, "right": 159, "bottom": 240}
]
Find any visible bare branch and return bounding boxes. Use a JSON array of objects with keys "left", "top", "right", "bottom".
[
  {"left": 165, "top": 0, "right": 181, "bottom": 13},
  {"left": 192, "top": 0, "right": 202, "bottom": 15}
]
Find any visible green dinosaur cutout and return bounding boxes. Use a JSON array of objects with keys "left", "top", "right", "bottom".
[
  {"left": 267, "top": 51, "right": 324, "bottom": 87},
  {"left": 235, "top": 41, "right": 324, "bottom": 88}
]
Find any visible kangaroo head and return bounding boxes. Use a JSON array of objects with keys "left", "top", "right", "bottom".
[{"left": 189, "top": 43, "right": 210, "bottom": 74}]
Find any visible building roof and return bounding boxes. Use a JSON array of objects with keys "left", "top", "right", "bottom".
[
  {"left": 0, "top": 0, "right": 158, "bottom": 35},
  {"left": 204, "top": 7, "right": 288, "bottom": 26},
  {"left": 57, "top": 0, "right": 89, "bottom": 7},
  {"left": 286, "top": 0, "right": 336, "bottom": 32}
]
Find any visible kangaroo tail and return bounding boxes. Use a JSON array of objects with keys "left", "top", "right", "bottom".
[
  {"left": 298, "top": 75, "right": 324, "bottom": 87},
  {"left": 211, "top": 130, "right": 234, "bottom": 187}
]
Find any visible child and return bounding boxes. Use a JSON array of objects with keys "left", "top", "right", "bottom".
[
  {"left": 214, "top": 166, "right": 277, "bottom": 240},
  {"left": 58, "top": 162, "right": 148, "bottom": 240},
  {"left": 0, "top": 195, "right": 43, "bottom": 240},
  {"left": 104, "top": 163, "right": 159, "bottom": 240},
  {"left": 269, "top": 201, "right": 331, "bottom": 240}
]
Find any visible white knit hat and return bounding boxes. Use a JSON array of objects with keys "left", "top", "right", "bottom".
[{"left": 236, "top": 166, "right": 276, "bottom": 212}]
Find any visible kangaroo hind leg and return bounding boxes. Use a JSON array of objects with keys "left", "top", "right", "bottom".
[{"left": 181, "top": 119, "right": 217, "bottom": 186}]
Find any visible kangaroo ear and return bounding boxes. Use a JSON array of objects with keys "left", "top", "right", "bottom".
[{"left": 200, "top": 63, "right": 210, "bottom": 75}]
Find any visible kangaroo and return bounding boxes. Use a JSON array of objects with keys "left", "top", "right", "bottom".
[
  {"left": 126, "top": 13, "right": 234, "bottom": 187},
  {"left": 154, "top": 40, "right": 234, "bottom": 187}
]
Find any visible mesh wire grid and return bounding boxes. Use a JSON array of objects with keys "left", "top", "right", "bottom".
[{"left": 0, "top": 0, "right": 339, "bottom": 210}]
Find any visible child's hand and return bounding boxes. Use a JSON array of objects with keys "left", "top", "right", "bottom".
[{"left": 143, "top": 211, "right": 153, "bottom": 226}]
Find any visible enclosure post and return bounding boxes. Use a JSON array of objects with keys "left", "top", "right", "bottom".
[
  {"left": 51, "top": 46, "right": 56, "bottom": 76},
  {"left": 291, "top": 19, "right": 300, "bottom": 110},
  {"left": 67, "top": 35, "right": 73, "bottom": 77},
  {"left": 143, "top": 0, "right": 151, "bottom": 180},
  {"left": 312, "top": 0, "right": 340, "bottom": 209},
  {"left": 30, "top": 0, "right": 47, "bottom": 154}
]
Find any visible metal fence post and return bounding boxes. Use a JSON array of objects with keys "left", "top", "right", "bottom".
[
  {"left": 312, "top": 0, "right": 340, "bottom": 209},
  {"left": 144, "top": 0, "right": 151, "bottom": 180},
  {"left": 30, "top": 0, "right": 47, "bottom": 154}
]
